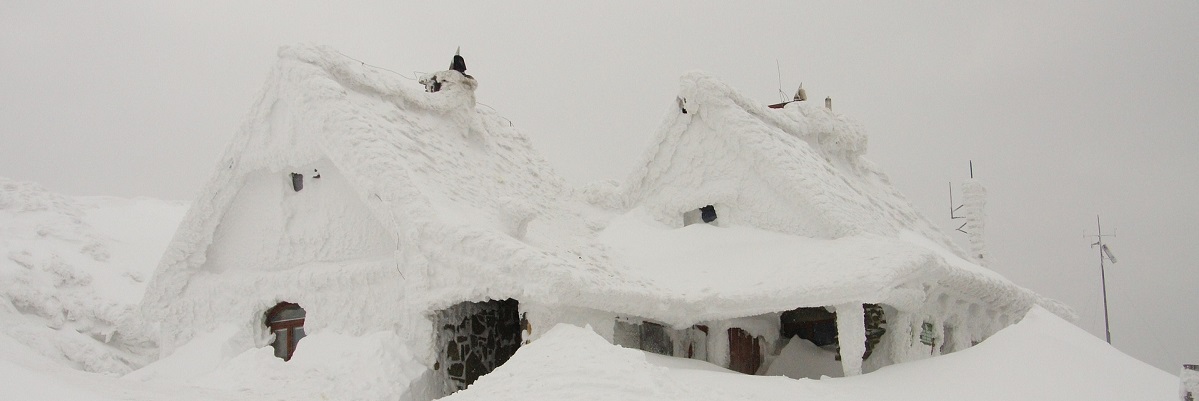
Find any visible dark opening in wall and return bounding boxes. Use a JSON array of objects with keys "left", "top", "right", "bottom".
[
  {"left": 435, "top": 299, "right": 522, "bottom": 395},
  {"left": 863, "top": 304, "right": 887, "bottom": 359},
  {"left": 683, "top": 205, "right": 719, "bottom": 226},
  {"left": 781, "top": 307, "right": 838, "bottom": 348},
  {"left": 265, "top": 302, "right": 306, "bottom": 361},
  {"left": 290, "top": 173, "right": 304, "bottom": 192},
  {"left": 779, "top": 304, "right": 888, "bottom": 361}
]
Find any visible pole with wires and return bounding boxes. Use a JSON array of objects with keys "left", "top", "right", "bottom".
[{"left": 1088, "top": 215, "right": 1117, "bottom": 344}]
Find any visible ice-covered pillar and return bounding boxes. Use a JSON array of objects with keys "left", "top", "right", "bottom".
[
  {"left": 1182, "top": 364, "right": 1198, "bottom": 401},
  {"left": 835, "top": 303, "right": 866, "bottom": 376},
  {"left": 961, "top": 178, "right": 989, "bottom": 267}
]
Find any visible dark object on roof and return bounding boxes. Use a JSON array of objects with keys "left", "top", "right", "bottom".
[
  {"left": 450, "top": 47, "right": 467, "bottom": 74},
  {"left": 290, "top": 172, "right": 303, "bottom": 192}
]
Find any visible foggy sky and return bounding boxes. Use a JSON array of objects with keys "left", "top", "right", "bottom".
[{"left": 2, "top": 1, "right": 1195, "bottom": 373}]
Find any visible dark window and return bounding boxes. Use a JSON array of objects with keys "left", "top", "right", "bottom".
[
  {"left": 920, "top": 321, "right": 937, "bottom": 346},
  {"left": 265, "top": 302, "right": 306, "bottom": 361},
  {"left": 613, "top": 320, "right": 707, "bottom": 360},
  {"left": 290, "top": 173, "right": 304, "bottom": 192},
  {"left": 700, "top": 205, "right": 717, "bottom": 223},
  {"left": 780, "top": 307, "right": 838, "bottom": 347},
  {"left": 639, "top": 321, "right": 674, "bottom": 356}
]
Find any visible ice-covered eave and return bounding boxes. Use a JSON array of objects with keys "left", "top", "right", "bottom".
[{"left": 413, "top": 232, "right": 953, "bottom": 330}]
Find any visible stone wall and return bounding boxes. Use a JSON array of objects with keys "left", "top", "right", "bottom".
[{"left": 434, "top": 299, "right": 522, "bottom": 395}]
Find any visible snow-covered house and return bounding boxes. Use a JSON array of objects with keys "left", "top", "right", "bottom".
[{"left": 140, "top": 45, "right": 1069, "bottom": 398}]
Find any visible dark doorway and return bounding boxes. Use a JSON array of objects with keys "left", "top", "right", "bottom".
[
  {"left": 265, "top": 302, "right": 306, "bottom": 361},
  {"left": 436, "top": 299, "right": 522, "bottom": 394},
  {"left": 780, "top": 307, "right": 838, "bottom": 348}
]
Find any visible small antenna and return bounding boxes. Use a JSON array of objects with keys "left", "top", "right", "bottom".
[
  {"left": 776, "top": 59, "right": 787, "bottom": 103},
  {"left": 949, "top": 182, "right": 966, "bottom": 234},
  {"left": 1086, "top": 215, "right": 1117, "bottom": 344},
  {"left": 949, "top": 160, "right": 973, "bottom": 233}
]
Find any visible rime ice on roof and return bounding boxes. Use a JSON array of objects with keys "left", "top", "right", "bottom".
[{"left": 137, "top": 44, "right": 1073, "bottom": 397}]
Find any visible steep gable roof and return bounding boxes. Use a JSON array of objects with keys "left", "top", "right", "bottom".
[
  {"left": 141, "top": 45, "right": 657, "bottom": 323},
  {"left": 619, "top": 72, "right": 962, "bottom": 252},
  {"left": 596, "top": 71, "right": 1072, "bottom": 322}
]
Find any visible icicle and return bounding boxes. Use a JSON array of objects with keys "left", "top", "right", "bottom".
[{"left": 835, "top": 302, "right": 866, "bottom": 376}]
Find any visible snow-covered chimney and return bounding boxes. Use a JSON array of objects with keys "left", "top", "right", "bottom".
[
  {"left": 1182, "top": 364, "right": 1198, "bottom": 401},
  {"left": 825, "top": 96, "right": 832, "bottom": 110},
  {"left": 960, "top": 178, "right": 988, "bottom": 267}
]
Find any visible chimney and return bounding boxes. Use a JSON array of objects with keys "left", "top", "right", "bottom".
[
  {"left": 1183, "top": 364, "right": 1198, "bottom": 401},
  {"left": 825, "top": 96, "right": 832, "bottom": 110}
]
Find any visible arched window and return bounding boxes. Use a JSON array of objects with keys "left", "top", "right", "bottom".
[{"left": 265, "top": 302, "right": 306, "bottom": 361}]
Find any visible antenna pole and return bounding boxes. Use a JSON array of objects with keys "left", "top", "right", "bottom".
[
  {"left": 1097, "top": 215, "right": 1111, "bottom": 344},
  {"left": 776, "top": 59, "right": 786, "bottom": 103}
]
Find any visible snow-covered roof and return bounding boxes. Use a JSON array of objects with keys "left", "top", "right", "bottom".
[
  {"left": 617, "top": 72, "right": 960, "bottom": 248},
  {"left": 142, "top": 45, "right": 1066, "bottom": 338},
  {"left": 592, "top": 71, "right": 1071, "bottom": 322},
  {"left": 140, "top": 44, "right": 660, "bottom": 328}
]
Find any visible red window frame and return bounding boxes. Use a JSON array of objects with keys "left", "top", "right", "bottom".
[{"left": 265, "top": 302, "right": 305, "bottom": 361}]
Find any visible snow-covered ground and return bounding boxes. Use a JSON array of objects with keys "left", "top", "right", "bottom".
[
  {"left": 0, "top": 170, "right": 1180, "bottom": 399},
  {"left": 0, "top": 177, "right": 187, "bottom": 375},
  {"left": 446, "top": 307, "right": 1176, "bottom": 401}
]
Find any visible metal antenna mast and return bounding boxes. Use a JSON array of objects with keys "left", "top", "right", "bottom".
[
  {"left": 776, "top": 59, "right": 787, "bottom": 103},
  {"left": 948, "top": 161, "right": 973, "bottom": 234},
  {"left": 1087, "top": 215, "right": 1117, "bottom": 344}
]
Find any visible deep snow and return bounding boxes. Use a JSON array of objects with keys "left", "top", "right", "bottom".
[
  {"left": 0, "top": 177, "right": 187, "bottom": 375},
  {"left": 445, "top": 308, "right": 1176, "bottom": 401}
]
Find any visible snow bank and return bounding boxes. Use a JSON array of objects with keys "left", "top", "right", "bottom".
[
  {"left": 445, "top": 309, "right": 1176, "bottom": 401},
  {"left": 0, "top": 177, "right": 186, "bottom": 374},
  {"left": 763, "top": 337, "right": 843, "bottom": 380},
  {"left": 442, "top": 324, "right": 700, "bottom": 401},
  {"left": 190, "top": 330, "right": 431, "bottom": 400}
]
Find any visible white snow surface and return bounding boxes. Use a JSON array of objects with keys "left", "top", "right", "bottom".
[
  {"left": 0, "top": 177, "right": 187, "bottom": 374},
  {"left": 445, "top": 308, "right": 1176, "bottom": 401}
]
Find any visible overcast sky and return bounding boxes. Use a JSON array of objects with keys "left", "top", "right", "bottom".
[{"left": 2, "top": 1, "right": 1196, "bottom": 373}]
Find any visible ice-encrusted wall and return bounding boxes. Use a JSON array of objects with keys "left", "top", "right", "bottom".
[{"left": 204, "top": 160, "right": 395, "bottom": 272}]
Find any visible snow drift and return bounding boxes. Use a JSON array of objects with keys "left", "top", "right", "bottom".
[
  {"left": 0, "top": 176, "right": 186, "bottom": 375},
  {"left": 445, "top": 308, "right": 1176, "bottom": 401}
]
